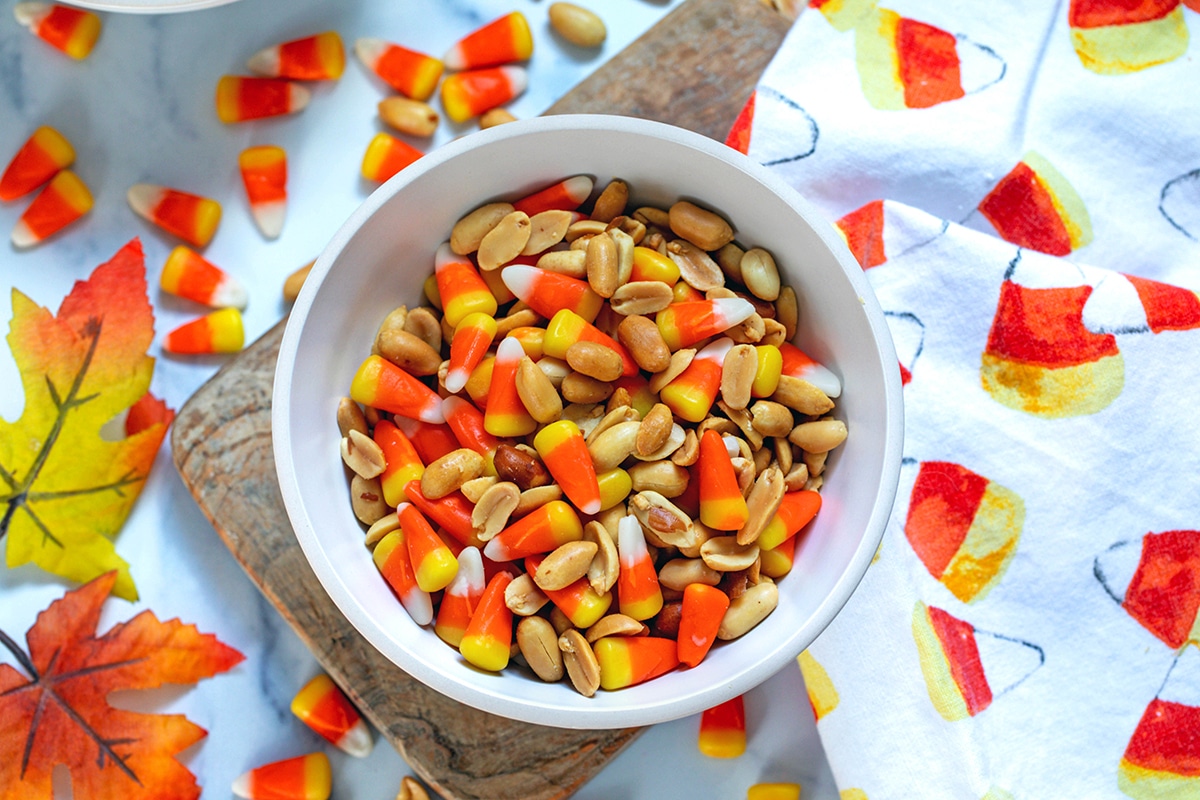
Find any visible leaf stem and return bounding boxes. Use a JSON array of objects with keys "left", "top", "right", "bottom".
[{"left": 0, "top": 628, "right": 37, "bottom": 680}]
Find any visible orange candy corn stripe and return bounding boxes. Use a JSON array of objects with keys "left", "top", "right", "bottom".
[
  {"left": 290, "top": 673, "right": 373, "bottom": 758},
  {"left": 460, "top": 571, "right": 514, "bottom": 671},
  {"left": 350, "top": 354, "right": 445, "bottom": 424},
  {"left": 403, "top": 480, "right": 480, "bottom": 548},
  {"left": 501, "top": 265, "right": 604, "bottom": 323},
  {"left": 394, "top": 416, "right": 459, "bottom": 464},
  {"left": 372, "top": 521, "right": 433, "bottom": 625},
  {"left": 435, "top": 545, "right": 485, "bottom": 647},
  {"left": 697, "top": 694, "right": 746, "bottom": 758},
  {"left": 442, "top": 395, "right": 500, "bottom": 461},
  {"left": 678, "top": 582, "right": 730, "bottom": 667},
  {"left": 661, "top": 337, "right": 732, "bottom": 423},
  {"left": 374, "top": 419, "right": 425, "bottom": 507},
  {"left": 15, "top": 3, "right": 101, "bottom": 60},
  {"left": 354, "top": 37, "right": 444, "bottom": 101},
  {"left": 534, "top": 420, "right": 601, "bottom": 515},
  {"left": 400, "top": 503, "right": 459, "bottom": 593},
  {"left": 483, "top": 500, "right": 583, "bottom": 562},
  {"left": 526, "top": 553, "right": 613, "bottom": 628},
  {"left": 232, "top": 752, "right": 332, "bottom": 800},
  {"left": 656, "top": 297, "right": 755, "bottom": 350},
  {"left": 446, "top": 312, "right": 497, "bottom": 394},
  {"left": 759, "top": 533, "right": 796, "bottom": 578},
  {"left": 757, "top": 490, "right": 822, "bottom": 551},
  {"left": 436, "top": 242, "right": 498, "bottom": 327},
  {"left": 11, "top": 169, "right": 91, "bottom": 248},
  {"left": 485, "top": 336, "right": 537, "bottom": 437},
  {"left": 617, "top": 514, "right": 663, "bottom": 621},
  {"left": 127, "top": 183, "right": 222, "bottom": 248},
  {"left": 164, "top": 308, "right": 244, "bottom": 355},
  {"left": 443, "top": 11, "right": 533, "bottom": 70},
  {"left": 247, "top": 31, "right": 345, "bottom": 81},
  {"left": 512, "top": 175, "right": 593, "bottom": 216},
  {"left": 543, "top": 309, "right": 638, "bottom": 376},
  {"left": 239, "top": 145, "right": 287, "bottom": 238},
  {"left": 699, "top": 429, "right": 749, "bottom": 531},
  {"left": 215, "top": 75, "right": 311, "bottom": 123},
  {"left": 361, "top": 132, "right": 423, "bottom": 183},
  {"left": 1, "top": 125, "right": 74, "bottom": 201},
  {"left": 441, "top": 65, "right": 527, "bottom": 123},
  {"left": 594, "top": 636, "right": 680, "bottom": 690},
  {"left": 160, "top": 246, "right": 247, "bottom": 309}
]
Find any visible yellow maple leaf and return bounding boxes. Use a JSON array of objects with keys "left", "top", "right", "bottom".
[{"left": 1, "top": 239, "right": 173, "bottom": 600}]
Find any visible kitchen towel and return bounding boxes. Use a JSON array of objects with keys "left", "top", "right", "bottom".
[{"left": 729, "top": 1, "right": 1200, "bottom": 796}]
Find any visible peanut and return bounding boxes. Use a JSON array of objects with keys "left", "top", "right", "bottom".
[
  {"left": 377, "top": 328, "right": 442, "bottom": 376},
  {"left": 740, "top": 247, "right": 781, "bottom": 301},
  {"left": 789, "top": 418, "right": 848, "bottom": 453},
  {"left": 516, "top": 356, "right": 563, "bottom": 423},
  {"left": 627, "top": 460, "right": 689, "bottom": 498},
  {"left": 586, "top": 231, "right": 619, "bottom": 298},
  {"left": 549, "top": 2, "right": 607, "bottom": 47},
  {"left": 658, "top": 558, "right": 721, "bottom": 592},
  {"left": 668, "top": 200, "right": 734, "bottom": 251},
  {"left": 636, "top": 402, "right": 674, "bottom": 456},
  {"left": 715, "top": 242, "right": 745, "bottom": 283},
  {"left": 776, "top": 286, "right": 798, "bottom": 339},
  {"left": 283, "top": 260, "right": 314, "bottom": 303},
  {"left": 517, "top": 616, "right": 564, "bottom": 682},
  {"left": 773, "top": 376, "right": 835, "bottom": 416},
  {"left": 421, "top": 448, "right": 486, "bottom": 499},
  {"left": 670, "top": 428, "right": 700, "bottom": 467},
  {"left": 397, "top": 776, "right": 432, "bottom": 800},
  {"left": 534, "top": 540, "right": 598, "bottom": 591},
  {"left": 586, "top": 614, "right": 645, "bottom": 642},
  {"left": 472, "top": 480, "right": 521, "bottom": 540},
  {"left": 700, "top": 536, "right": 760, "bottom": 572},
  {"left": 717, "top": 580, "right": 778, "bottom": 640},
  {"left": 365, "top": 511, "right": 401, "bottom": 548},
  {"left": 618, "top": 314, "right": 672, "bottom": 373},
  {"left": 461, "top": 475, "right": 499, "bottom": 504},
  {"left": 378, "top": 97, "right": 438, "bottom": 137},
  {"left": 751, "top": 401, "right": 794, "bottom": 438},
  {"left": 562, "top": 371, "right": 613, "bottom": 404},
  {"left": 537, "top": 249, "right": 588, "bottom": 278},
  {"left": 480, "top": 108, "right": 518, "bottom": 128},
  {"left": 494, "top": 443, "right": 551, "bottom": 490},
  {"left": 583, "top": 520, "right": 620, "bottom": 594},
  {"left": 667, "top": 239, "right": 724, "bottom": 292},
  {"left": 337, "top": 397, "right": 368, "bottom": 438},
  {"left": 633, "top": 205, "right": 670, "bottom": 228},
  {"left": 516, "top": 484, "right": 563, "bottom": 516},
  {"left": 506, "top": 573, "right": 550, "bottom": 616},
  {"left": 591, "top": 179, "right": 628, "bottom": 223},
  {"left": 522, "top": 209, "right": 574, "bottom": 255},
  {"left": 587, "top": 420, "right": 641, "bottom": 472},
  {"left": 566, "top": 340, "right": 623, "bottom": 382},
  {"left": 451, "top": 202, "right": 513, "bottom": 255},
  {"left": 610, "top": 281, "right": 674, "bottom": 316},
  {"left": 559, "top": 630, "right": 601, "bottom": 697},
  {"left": 403, "top": 306, "right": 442, "bottom": 352},
  {"left": 720, "top": 344, "right": 757, "bottom": 410},
  {"left": 647, "top": 348, "right": 695, "bottom": 392},
  {"left": 350, "top": 474, "right": 388, "bottom": 525},
  {"left": 738, "top": 466, "right": 785, "bottom": 545},
  {"left": 341, "top": 429, "right": 386, "bottom": 479},
  {"left": 478, "top": 210, "right": 531, "bottom": 271}
]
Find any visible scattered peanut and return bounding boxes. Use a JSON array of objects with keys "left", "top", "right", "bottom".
[{"left": 549, "top": 2, "right": 607, "bottom": 47}]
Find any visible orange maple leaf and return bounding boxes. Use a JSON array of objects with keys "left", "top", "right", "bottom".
[
  {"left": 0, "top": 571, "right": 244, "bottom": 800},
  {"left": 1, "top": 239, "right": 173, "bottom": 599}
]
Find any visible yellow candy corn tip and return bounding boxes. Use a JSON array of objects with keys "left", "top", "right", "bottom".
[
  {"left": 205, "top": 308, "right": 244, "bottom": 352},
  {"left": 533, "top": 419, "right": 580, "bottom": 453},
  {"left": 594, "top": 638, "right": 634, "bottom": 690},
  {"left": 360, "top": 132, "right": 396, "bottom": 180},
  {"left": 621, "top": 593, "right": 664, "bottom": 622},
  {"left": 64, "top": 14, "right": 102, "bottom": 60},
  {"left": 34, "top": 126, "right": 76, "bottom": 166},
  {"left": 757, "top": 518, "right": 789, "bottom": 552},
  {"left": 483, "top": 412, "right": 537, "bottom": 438},
  {"left": 460, "top": 635, "right": 510, "bottom": 672},
  {"left": 564, "top": 590, "right": 612, "bottom": 629},
  {"left": 700, "top": 498, "right": 750, "bottom": 531},
  {"left": 414, "top": 550, "right": 458, "bottom": 593},
  {"left": 371, "top": 530, "right": 402, "bottom": 568},
  {"left": 697, "top": 730, "right": 746, "bottom": 759},
  {"left": 52, "top": 170, "right": 93, "bottom": 212},
  {"left": 661, "top": 385, "right": 712, "bottom": 424},
  {"left": 290, "top": 673, "right": 335, "bottom": 717},
  {"left": 239, "top": 144, "right": 286, "bottom": 169},
  {"left": 753, "top": 345, "right": 783, "bottom": 397},
  {"left": 596, "top": 468, "right": 631, "bottom": 512}
]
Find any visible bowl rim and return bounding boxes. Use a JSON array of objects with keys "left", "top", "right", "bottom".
[
  {"left": 273, "top": 113, "right": 904, "bottom": 728},
  {"left": 66, "top": 0, "right": 240, "bottom": 13}
]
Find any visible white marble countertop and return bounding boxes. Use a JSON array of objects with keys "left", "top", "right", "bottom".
[{"left": 0, "top": 0, "right": 839, "bottom": 797}]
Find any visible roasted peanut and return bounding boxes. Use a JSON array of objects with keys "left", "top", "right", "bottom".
[
  {"left": 583, "top": 520, "right": 620, "bottom": 594},
  {"left": 562, "top": 371, "right": 613, "bottom": 404},
  {"left": 586, "top": 231, "right": 619, "bottom": 298},
  {"left": 341, "top": 429, "right": 386, "bottom": 479},
  {"left": 803, "top": 448, "right": 828, "bottom": 477},
  {"left": 283, "top": 260, "right": 314, "bottom": 303},
  {"left": 480, "top": 107, "right": 518, "bottom": 128},
  {"left": 472, "top": 480, "right": 521, "bottom": 540},
  {"left": 537, "top": 356, "right": 571, "bottom": 388},
  {"left": 720, "top": 344, "right": 757, "bottom": 410},
  {"left": 715, "top": 242, "right": 745, "bottom": 283},
  {"left": 636, "top": 402, "right": 674, "bottom": 456},
  {"left": 652, "top": 601, "right": 683, "bottom": 638},
  {"left": 670, "top": 428, "right": 700, "bottom": 467},
  {"left": 534, "top": 541, "right": 598, "bottom": 591},
  {"left": 717, "top": 580, "right": 778, "bottom": 640},
  {"left": 751, "top": 401, "right": 794, "bottom": 437},
  {"left": 337, "top": 397, "right": 368, "bottom": 438},
  {"left": 658, "top": 557, "right": 721, "bottom": 591},
  {"left": 506, "top": 573, "right": 550, "bottom": 616},
  {"left": 516, "top": 356, "right": 563, "bottom": 423},
  {"left": 700, "top": 536, "right": 760, "bottom": 572},
  {"left": 351, "top": 474, "right": 388, "bottom": 525},
  {"left": 591, "top": 179, "right": 628, "bottom": 223},
  {"left": 610, "top": 281, "right": 674, "bottom": 316},
  {"left": 378, "top": 97, "right": 438, "bottom": 137},
  {"left": 517, "top": 616, "right": 564, "bottom": 682},
  {"left": 627, "top": 460, "right": 689, "bottom": 498},
  {"left": 537, "top": 248, "right": 588, "bottom": 278},
  {"left": 403, "top": 306, "right": 442, "bottom": 352},
  {"left": 618, "top": 314, "right": 672, "bottom": 373},
  {"left": 667, "top": 239, "right": 723, "bottom": 292},
  {"left": 738, "top": 466, "right": 785, "bottom": 545},
  {"left": 549, "top": 2, "right": 607, "bottom": 47},
  {"left": 773, "top": 375, "right": 835, "bottom": 416},
  {"left": 559, "top": 630, "right": 601, "bottom": 697},
  {"left": 629, "top": 491, "right": 696, "bottom": 549},
  {"left": 461, "top": 475, "right": 499, "bottom": 503},
  {"left": 364, "top": 511, "right": 401, "bottom": 548},
  {"left": 521, "top": 209, "right": 574, "bottom": 255},
  {"left": 377, "top": 327, "right": 442, "bottom": 376},
  {"left": 451, "top": 202, "right": 513, "bottom": 255},
  {"left": 478, "top": 210, "right": 531, "bottom": 271},
  {"left": 494, "top": 443, "right": 551, "bottom": 490},
  {"left": 516, "top": 484, "right": 563, "bottom": 516},
  {"left": 422, "top": 448, "right": 485, "bottom": 499},
  {"left": 740, "top": 247, "right": 780, "bottom": 301},
  {"left": 669, "top": 200, "right": 734, "bottom": 251},
  {"left": 633, "top": 422, "right": 686, "bottom": 461},
  {"left": 789, "top": 418, "right": 848, "bottom": 453},
  {"left": 397, "top": 775, "right": 432, "bottom": 800},
  {"left": 784, "top": 462, "right": 810, "bottom": 492},
  {"left": 566, "top": 340, "right": 623, "bottom": 382},
  {"left": 586, "top": 614, "right": 644, "bottom": 642},
  {"left": 588, "top": 420, "right": 641, "bottom": 472},
  {"left": 776, "top": 286, "right": 798, "bottom": 339},
  {"left": 647, "top": 348, "right": 696, "bottom": 392}
]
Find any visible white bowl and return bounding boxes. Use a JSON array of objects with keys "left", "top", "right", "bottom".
[
  {"left": 274, "top": 114, "right": 903, "bottom": 729},
  {"left": 67, "top": 0, "right": 240, "bottom": 13}
]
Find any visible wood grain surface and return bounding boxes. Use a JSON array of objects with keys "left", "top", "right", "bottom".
[{"left": 170, "top": 1, "right": 791, "bottom": 798}]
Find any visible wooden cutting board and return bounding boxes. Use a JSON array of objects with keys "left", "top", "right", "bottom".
[{"left": 170, "top": 1, "right": 791, "bottom": 798}]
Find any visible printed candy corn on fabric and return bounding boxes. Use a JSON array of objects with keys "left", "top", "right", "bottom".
[{"left": 734, "top": 1, "right": 1200, "bottom": 796}]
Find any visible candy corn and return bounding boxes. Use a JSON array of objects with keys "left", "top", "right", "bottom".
[
  {"left": 14, "top": 3, "right": 101, "bottom": 60},
  {"left": 747, "top": 784, "right": 801, "bottom": 800},
  {"left": 372, "top": 523, "right": 433, "bottom": 625},
  {"left": 594, "top": 636, "right": 680, "bottom": 690},
  {"left": 526, "top": 553, "right": 613, "bottom": 628},
  {"left": 752, "top": 344, "right": 783, "bottom": 398},
  {"left": 596, "top": 467, "right": 632, "bottom": 511},
  {"left": 164, "top": 308, "right": 244, "bottom": 355},
  {"left": 290, "top": 673, "right": 373, "bottom": 758},
  {"left": 127, "top": 184, "right": 221, "bottom": 248},
  {"left": 779, "top": 342, "right": 842, "bottom": 398},
  {"left": 483, "top": 500, "right": 583, "bottom": 561},
  {"left": 1, "top": 126, "right": 74, "bottom": 201},
  {"left": 533, "top": 420, "right": 601, "bottom": 514},
  {"left": 630, "top": 246, "right": 681, "bottom": 284},
  {"left": 435, "top": 545, "right": 485, "bottom": 647},
  {"left": 372, "top": 420, "right": 425, "bottom": 507},
  {"left": 460, "top": 571, "right": 514, "bottom": 671},
  {"left": 673, "top": 281, "right": 705, "bottom": 304},
  {"left": 656, "top": 298, "right": 756, "bottom": 350},
  {"left": 442, "top": 396, "right": 500, "bottom": 463},
  {"left": 699, "top": 429, "right": 749, "bottom": 530},
  {"left": 239, "top": 145, "right": 287, "bottom": 238},
  {"left": 435, "top": 242, "right": 498, "bottom": 327},
  {"left": 160, "top": 246, "right": 247, "bottom": 309},
  {"left": 617, "top": 514, "right": 663, "bottom": 621},
  {"left": 215, "top": 76, "right": 311, "bottom": 124},
  {"left": 501, "top": 265, "right": 603, "bottom": 323},
  {"left": 697, "top": 695, "right": 745, "bottom": 758},
  {"left": 10, "top": 169, "right": 91, "bottom": 248},
  {"left": 443, "top": 12, "right": 533, "bottom": 69},
  {"left": 660, "top": 338, "right": 733, "bottom": 423},
  {"left": 441, "top": 66, "right": 527, "bottom": 124},
  {"left": 543, "top": 309, "right": 638, "bottom": 376},
  {"left": 485, "top": 337, "right": 537, "bottom": 437},
  {"left": 247, "top": 31, "right": 345, "bottom": 81},
  {"left": 232, "top": 752, "right": 331, "bottom": 800},
  {"left": 400, "top": 503, "right": 459, "bottom": 593},
  {"left": 465, "top": 355, "right": 495, "bottom": 410},
  {"left": 757, "top": 490, "right": 821, "bottom": 551},
  {"left": 350, "top": 355, "right": 445, "bottom": 424},
  {"left": 512, "top": 175, "right": 593, "bottom": 216},
  {"left": 354, "top": 37, "right": 444, "bottom": 101},
  {"left": 403, "top": 480, "right": 480, "bottom": 548},
  {"left": 446, "top": 312, "right": 497, "bottom": 393},
  {"left": 759, "top": 533, "right": 796, "bottom": 578},
  {"left": 506, "top": 325, "right": 544, "bottom": 360},
  {"left": 361, "top": 132, "right": 423, "bottom": 183},
  {"left": 677, "top": 583, "right": 730, "bottom": 667},
  {"left": 394, "top": 417, "right": 459, "bottom": 464}
]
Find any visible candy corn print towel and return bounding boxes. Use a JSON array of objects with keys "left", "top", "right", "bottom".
[{"left": 733, "top": 1, "right": 1200, "bottom": 797}]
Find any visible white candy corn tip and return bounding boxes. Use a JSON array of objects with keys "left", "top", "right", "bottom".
[
  {"left": 579, "top": 498, "right": 601, "bottom": 516},
  {"left": 435, "top": 241, "right": 464, "bottom": 271},
  {"left": 454, "top": 546, "right": 486, "bottom": 594},
  {"left": 286, "top": 83, "right": 312, "bottom": 113},
  {"left": 499, "top": 265, "right": 537, "bottom": 301},
  {"left": 441, "top": 43, "right": 468, "bottom": 71},
  {"left": 211, "top": 276, "right": 249, "bottom": 311},
  {"left": 804, "top": 363, "right": 842, "bottom": 398},
  {"left": 495, "top": 335, "right": 524, "bottom": 363},
  {"left": 444, "top": 368, "right": 468, "bottom": 394},
  {"left": 499, "top": 65, "right": 528, "bottom": 98},
  {"left": 11, "top": 219, "right": 38, "bottom": 249},
  {"left": 418, "top": 399, "right": 446, "bottom": 425},
  {"left": 713, "top": 297, "right": 755, "bottom": 327},
  {"left": 697, "top": 336, "right": 735, "bottom": 362},
  {"left": 354, "top": 37, "right": 388, "bottom": 69},
  {"left": 561, "top": 175, "right": 594, "bottom": 204},
  {"left": 250, "top": 199, "right": 286, "bottom": 239},
  {"left": 230, "top": 768, "right": 254, "bottom": 799},
  {"left": 402, "top": 587, "right": 433, "bottom": 626},
  {"left": 336, "top": 718, "right": 374, "bottom": 758},
  {"left": 482, "top": 537, "right": 509, "bottom": 562},
  {"left": 127, "top": 183, "right": 166, "bottom": 221},
  {"left": 246, "top": 45, "right": 283, "bottom": 77},
  {"left": 617, "top": 513, "right": 647, "bottom": 562},
  {"left": 723, "top": 435, "right": 740, "bottom": 458},
  {"left": 13, "top": 2, "right": 50, "bottom": 28}
]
